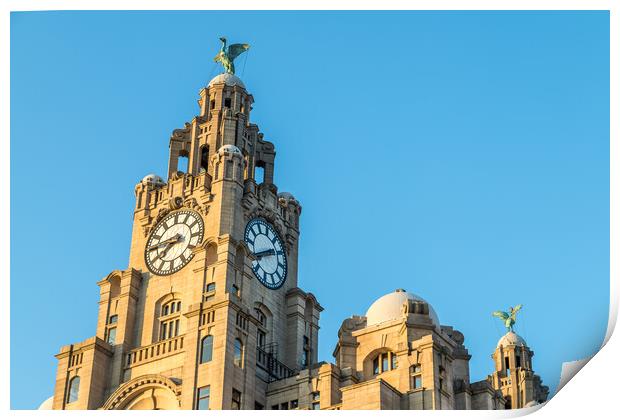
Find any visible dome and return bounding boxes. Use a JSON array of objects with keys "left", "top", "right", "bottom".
[
  {"left": 278, "top": 192, "right": 295, "bottom": 200},
  {"left": 218, "top": 144, "right": 242, "bottom": 155},
  {"left": 208, "top": 73, "right": 246, "bottom": 89},
  {"left": 38, "top": 396, "right": 53, "bottom": 410},
  {"left": 141, "top": 173, "right": 164, "bottom": 185},
  {"left": 365, "top": 289, "right": 440, "bottom": 329},
  {"left": 497, "top": 331, "right": 527, "bottom": 348}
]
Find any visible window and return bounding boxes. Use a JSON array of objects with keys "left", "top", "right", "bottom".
[
  {"left": 280, "top": 402, "right": 288, "bottom": 410},
  {"left": 411, "top": 364, "right": 422, "bottom": 390},
  {"left": 231, "top": 389, "right": 241, "bottom": 410},
  {"left": 206, "top": 282, "right": 216, "bottom": 293},
  {"left": 372, "top": 351, "right": 398, "bottom": 375},
  {"left": 200, "top": 145, "right": 209, "bottom": 173},
  {"left": 257, "top": 330, "right": 266, "bottom": 349},
  {"left": 271, "top": 404, "right": 279, "bottom": 410},
  {"left": 67, "top": 376, "right": 80, "bottom": 404},
  {"left": 516, "top": 355, "right": 521, "bottom": 368},
  {"left": 290, "top": 399, "right": 298, "bottom": 409},
  {"left": 200, "top": 335, "right": 213, "bottom": 364},
  {"left": 255, "top": 402, "right": 264, "bottom": 410},
  {"left": 391, "top": 353, "right": 398, "bottom": 369},
  {"left": 254, "top": 165, "right": 265, "bottom": 184},
  {"left": 108, "top": 315, "right": 118, "bottom": 324},
  {"left": 233, "top": 338, "right": 243, "bottom": 367},
  {"left": 232, "top": 284, "right": 240, "bottom": 297},
  {"left": 159, "top": 300, "right": 182, "bottom": 341},
  {"left": 106, "top": 327, "right": 117, "bottom": 345},
  {"left": 224, "top": 98, "right": 232, "bottom": 108},
  {"left": 505, "top": 356, "right": 510, "bottom": 370},
  {"left": 178, "top": 155, "right": 189, "bottom": 173},
  {"left": 311, "top": 392, "right": 320, "bottom": 410},
  {"left": 196, "top": 386, "right": 210, "bottom": 410}
]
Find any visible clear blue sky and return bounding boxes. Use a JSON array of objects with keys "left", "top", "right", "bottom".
[{"left": 11, "top": 11, "right": 609, "bottom": 409}]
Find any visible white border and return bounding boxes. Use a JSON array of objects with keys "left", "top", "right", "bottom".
[{"left": 2, "top": 1, "right": 616, "bottom": 419}]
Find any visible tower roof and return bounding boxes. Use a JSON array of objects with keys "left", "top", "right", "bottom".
[
  {"left": 365, "top": 289, "right": 440, "bottom": 329},
  {"left": 497, "top": 331, "right": 527, "bottom": 348},
  {"left": 208, "top": 73, "right": 246, "bottom": 89}
]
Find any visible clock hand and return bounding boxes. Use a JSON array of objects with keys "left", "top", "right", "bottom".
[
  {"left": 254, "top": 249, "right": 276, "bottom": 259},
  {"left": 148, "top": 234, "right": 182, "bottom": 251}
]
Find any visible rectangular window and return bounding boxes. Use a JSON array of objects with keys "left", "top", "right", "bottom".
[
  {"left": 382, "top": 354, "right": 389, "bottom": 372},
  {"left": 232, "top": 389, "right": 241, "bottom": 410},
  {"left": 106, "top": 327, "right": 117, "bottom": 345},
  {"left": 108, "top": 315, "right": 118, "bottom": 324},
  {"left": 196, "top": 386, "right": 210, "bottom": 410},
  {"left": 290, "top": 400, "right": 298, "bottom": 409},
  {"left": 224, "top": 98, "right": 232, "bottom": 108},
  {"left": 505, "top": 356, "right": 510, "bottom": 370},
  {"left": 255, "top": 402, "right": 264, "bottom": 410},
  {"left": 312, "top": 402, "right": 320, "bottom": 410},
  {"left": 206, "top": 282, "right": 216, "bottom": 292},
  {"left": 373, "top": 357, "right": 379, "bottom": 375},
  {"left": 280, "top": 402, "right": 288, "bottom": 410},
  {"left": 391, "top": 353, "right": 398, "bottom": 369},
  {"left": 312, "top": 392, "right": 320, "bottom": 401},
  {"left": 257, "top": 330, "right": 266, "bottom": 348},
  {"left": 271, "top": 405, "right": 279, "bottom": 410},
  {"left": 516, "top": 355, "right": 521, "bottom": 368},
  {"left": 412, "top": 375, "right": 422, "bottom": 389},
  {"left": 232, "top": 284, "right": 240, "bottom": 297}
]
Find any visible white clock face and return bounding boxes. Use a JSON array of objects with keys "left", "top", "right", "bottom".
[
  {"left": 244, "top": 219, "right": 287, "bottom": 289},
  {"left": 145, "top": 210, "right": 204, "bottom": 276}
]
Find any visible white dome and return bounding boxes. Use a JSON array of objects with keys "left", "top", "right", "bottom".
[
  {"left": 218, "top": 144, "right": 242, "bottom": 155},
  {"left": 141, "top": 173, "right": 164, "bottom": 185},
  {"left": 497, "top": 331, "right": 527, "bottom": 348},
  {"left": 38, "top": 396, "right": 53, "bottom": 410},
  {"left": 208, "top": 73, "right": 246, "bottom": 89},
  {"left": 365, "top": 289, "right": 440, "bottom": 329}
]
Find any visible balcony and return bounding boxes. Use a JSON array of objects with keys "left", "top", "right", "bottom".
[
  {"left": 125, "top": 335, "right": 185, "bottom": 369},
  {"left": 256, "top": 345, "right": 296, "bottom": 383}
]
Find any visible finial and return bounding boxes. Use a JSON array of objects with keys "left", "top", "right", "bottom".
[
  {"left": 492, "top": 304, "right": 523, "bottom": 332},
  {"left": 213, "top": 36, "right": 250, "bottom": 75}
]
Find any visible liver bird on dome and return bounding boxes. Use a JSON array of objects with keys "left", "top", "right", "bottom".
[
  {"left": 492, "top": 304, "right": 523, "bottom": 332},
  {"left": 214, "top": 37, "right": 250, "bottom": 75}
]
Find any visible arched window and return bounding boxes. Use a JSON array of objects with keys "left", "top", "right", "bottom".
[
  {"left": 67, "top": 376, "right": 80, "bottom": 404},
  {"left": 200, "top": 145, "right": 209, "bottom": 173},
  {"left": 159, "top": 299, "right": 182, "bottom": 341},
  {"left": 255, "top": 309, "right": 267, "bottom": 349},
  {"left": 233, "top": 338, "right": 243, "bottom": 367},
  {"left": 200, "top": 335, "right": 213, "bottom": 364},
  {"left": 372, "top": 351, "right": 398, "bottom": 375}
]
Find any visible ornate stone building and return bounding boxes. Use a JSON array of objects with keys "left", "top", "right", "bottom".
[{"left": 47, "top": 72, "right": 548, "bottom": 410}]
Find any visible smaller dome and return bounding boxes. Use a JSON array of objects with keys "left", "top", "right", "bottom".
[
  {"left": 38, "top": 396, "right": 54, "bottom": 410},
  {"left": 141, "top": 173, "right": 164, "bottom": 185},
  {"left": 208, "top": 73, "right": 246, "bottom": 89},
  {"left": 218, "top": 144, "right": 242, "bottom": 155},
  {"left": 365, "top": 289, "right": 440, "bottom": 329},
  {"left": 278, "top": 192, "right": 295, "bottom": 199},
  {"left": 278, "top": 192, "right": 300, "bottom": 207},
  {"left": 497, "top": 331, "right": 527, "bottom": 348}
]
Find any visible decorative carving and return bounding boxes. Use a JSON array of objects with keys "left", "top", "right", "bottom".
[{"left": 169, "top": 196, "right": 184, "bottom": 210}]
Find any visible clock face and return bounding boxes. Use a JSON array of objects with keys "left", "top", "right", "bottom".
[
  {"left": 244, "top": 219, "right": 288, "bottom": 289},
  {"left": 145, "top": 210, "right": 204, "bottom": 276}
]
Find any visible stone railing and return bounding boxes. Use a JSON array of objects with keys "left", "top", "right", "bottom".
[
  {"left": 256, "top": 346, "right": 296, "bottom": 383},
  {"left": 125, "top": 334, "right": 185, "bottom": 369}
]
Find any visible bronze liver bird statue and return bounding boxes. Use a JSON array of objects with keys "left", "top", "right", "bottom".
[{"left": 214, "top": 37, "right": 250, "bottom": 75}]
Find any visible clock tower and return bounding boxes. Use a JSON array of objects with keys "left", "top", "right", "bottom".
[{"left": 51, "top": 71, "right": 322, "bottom": 410}]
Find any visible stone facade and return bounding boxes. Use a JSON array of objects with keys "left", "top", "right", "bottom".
[{"left": 49, "top": 73, "right": 548, "bottom": 410}]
